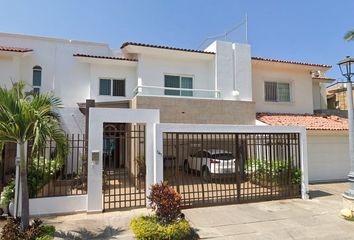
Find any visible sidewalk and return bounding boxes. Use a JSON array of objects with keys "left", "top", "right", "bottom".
[{"left": 45, "top": 182, "right": 354, "bottom": 240}]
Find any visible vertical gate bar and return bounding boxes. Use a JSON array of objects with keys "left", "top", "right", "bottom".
[
  {"left": 286, "top": 133, "right": 291, "bottom": 197},
  {"left": 269, "top": 133, "right": 273, "bottom": 198},
  {"left": 223, "top": 133, "right": 227, "bottom": 202},
  {"left": 128, "top": 124, "right": 131, "bottom": 208},
  {"left": 70, "top": 133, "right": 73, "bottom": 196},
  {"left": 297, "top": 133, "right": 301, "bottom": 197},
  {"left": 176, "top": 133, "right": 180, "bottom": 194},
  {"left": 48, "top": 138, "right": 52, "bottom": 197},
  {"left": 236, "top": 133, "right": 241, "bottom": 202},
  {"left": 201, "top": 133, "right": 205, "bottom": 204}
]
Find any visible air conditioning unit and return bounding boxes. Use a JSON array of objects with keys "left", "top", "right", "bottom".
[{"left": 311, "top": 70, "right": 321, "bottom": 78}]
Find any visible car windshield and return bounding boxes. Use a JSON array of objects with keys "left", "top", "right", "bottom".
[{"left": 211, "top": 153, "right": 234, "bottom": 160}]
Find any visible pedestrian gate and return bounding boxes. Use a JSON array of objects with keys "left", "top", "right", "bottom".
[{"left": 102, "top": 123, "right": 146, "bottom": 210}]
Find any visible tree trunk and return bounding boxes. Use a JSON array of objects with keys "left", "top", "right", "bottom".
[{"left": 19, "top": 143, "right": 29, "bottom": 230}]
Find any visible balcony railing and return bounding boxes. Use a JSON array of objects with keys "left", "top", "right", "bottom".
[{"left": 132, "top": 85, "right": 221, "bottom": 99}]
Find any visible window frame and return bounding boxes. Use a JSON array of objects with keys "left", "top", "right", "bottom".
[
  {"left": 164, "top": 74, "right": 194, "bottom": 97},
  {"left": 264, "top": 81, "right": 292, "bottom": 103},
  {"left": 99, "top": 78, "right": 126, "bottom": 97},
  {"left": 32, "top": 65, "right": 42, "bottom": 93}
]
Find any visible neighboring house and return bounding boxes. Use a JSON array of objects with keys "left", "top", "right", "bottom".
[
  {"left": 0, "top": 32, "right": 346, "bottom": 185},
  {"left": 327, "top": 82, "right": 354, "bottom": 111}
]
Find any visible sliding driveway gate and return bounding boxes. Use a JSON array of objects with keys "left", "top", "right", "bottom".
[{"left": 163, "top": 132, "right": 301, "bottom": 208}]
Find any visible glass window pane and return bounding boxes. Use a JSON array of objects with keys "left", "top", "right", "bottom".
[
  {"left": 277, "top": 83, "right": 290, "bottom": 102},
  {"left": 33, "top": 70, "right": 42, "bottom": 87},
  {"left": 181, "top": 77, "right": 193, "bottom": 96},
  {"left": 265, "top": 82, "right": 277, "bottom": 102},
  {"left": 100, "top": 79, "right": 111, "bottom": 95},
  {"left": 164, "top": 75, "right": 180, "bottom": 96},
  {"left": 112, "top": 80, "right": 125, "bottom": 96}
]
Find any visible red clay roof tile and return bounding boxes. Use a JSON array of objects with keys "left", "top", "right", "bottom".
[
  {"left": 73, "top": 53, "right": 137, "bottom": 62},
  {"left": 0, "top": 46, "right": 33, "bottom": 53},
  {"left": 256, "top": 113, "right": 348, "bottom": 130},
  {"left": 120, "top": 42, "right": 215, "bottom": 55},
  {"left": 252, "top": 56, "right": 332, "bottom": 68}
]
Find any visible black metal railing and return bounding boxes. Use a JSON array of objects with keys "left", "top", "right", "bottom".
[{"left": 27, "top": 134, "right": 87, "bottom": 198}]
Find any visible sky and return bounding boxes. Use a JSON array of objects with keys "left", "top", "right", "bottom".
[{"left": 0, "top": 0, "right": 353, "bottom": 79}]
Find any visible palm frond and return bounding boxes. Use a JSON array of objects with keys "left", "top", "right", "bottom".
[{"left": 344, "top": 30, "right": 354, "bottom": 41}]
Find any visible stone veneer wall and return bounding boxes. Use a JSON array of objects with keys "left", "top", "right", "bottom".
[{"left": 132, "top": 96, "right": 255, "bottom": 125}]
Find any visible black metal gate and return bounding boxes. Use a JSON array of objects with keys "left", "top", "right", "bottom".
[
  {"left": 163, "top": 132, "right": 301, "bottom": 208},
  {"left": 103, "top": 123, "right": 146, "bottom": 210}
]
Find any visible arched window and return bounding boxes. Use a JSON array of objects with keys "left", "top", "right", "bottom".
[{"left": 32, "top": 66, "right": 42, "bottom": 93}]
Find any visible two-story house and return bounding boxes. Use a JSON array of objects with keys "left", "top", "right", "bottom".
[{"left": 0, "top": 32, "right": 348, "bottom": 186}]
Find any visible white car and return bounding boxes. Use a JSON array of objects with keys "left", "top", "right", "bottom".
[{"left": 184, "top": 149, "right": 236, "bottom": 181}]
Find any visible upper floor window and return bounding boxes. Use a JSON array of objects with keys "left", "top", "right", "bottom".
[
  {"left": 164, "top": 75, "right": 193, "bottom": 96},
  {"left": 99, "top": 78, "right": 125, "bottom": 97},
  {"left": 264, "top": 81, "right": 291, "bottom": 102},
  {"left": 32, "top": 66, "right": 42, "bottom": 93}
]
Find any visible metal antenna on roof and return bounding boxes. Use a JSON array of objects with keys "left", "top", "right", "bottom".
[{"left": 198, "top": 14, "right": 248, "bottom": 50}]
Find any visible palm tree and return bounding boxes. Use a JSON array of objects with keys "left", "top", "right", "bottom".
[
  {"left": 344, "top": 30, "right": 354, "bottom": 41},
  {"left": 0, "top": 82, "right": 67, "bottom": 230}
]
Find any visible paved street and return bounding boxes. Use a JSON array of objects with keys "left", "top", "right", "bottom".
[{"left": 43, "top": 182, "right": 354, "bottom": 239}]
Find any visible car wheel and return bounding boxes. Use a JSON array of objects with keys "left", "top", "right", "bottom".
[
  {"left": 184, "top": 160, "right": 190, "bottom": 173},
  {"left": 202, "top": 167, "right": 211, "bottom": 182}
]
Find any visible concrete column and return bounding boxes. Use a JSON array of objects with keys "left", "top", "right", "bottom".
[
  {"left": 145, "top": 123, "right": 161, "bottom": 204},
  {"left": 87, "top": 107, "right": 103, "bottom": 213}
]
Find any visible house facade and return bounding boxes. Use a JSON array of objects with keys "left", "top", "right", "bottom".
[{"left": 0, "top": 32, "right": 349, "bottom": 214}]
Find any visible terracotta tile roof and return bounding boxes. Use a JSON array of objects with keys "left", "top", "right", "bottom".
[
  {"left": 312, "top": 76, "right": 335, "bottom": 81},
  {"left": 73, "top": 53, "right": 137, "bottom": 62},
  {"left": 252, "top": 56, "right": 332, "bottom": 68},
  {"left": 256, "top": 113, "right": 348, "bottom": 131},
  {"left": 120, "top": 42, "right": 215, "bottom": 55},
  {"left": 0, "top": 46, "right": 33, "bottom": 53}
]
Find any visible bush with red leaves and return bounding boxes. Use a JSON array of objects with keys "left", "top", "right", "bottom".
[{"left": 148, "top": 181, "right": 182, "bottom": 225}]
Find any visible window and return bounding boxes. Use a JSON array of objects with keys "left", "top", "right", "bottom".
[
  {"left": 99, "top": 79, "right": 125, "bottom": 96},
  {"left": 32, "top": 66, "right": 42, "bottom": 93},
  {"left": 264, "top": 81, "right": 290, "bottom": 102},
  {"left": 164, "top": 75, "right": 193, "bottom": 96}
]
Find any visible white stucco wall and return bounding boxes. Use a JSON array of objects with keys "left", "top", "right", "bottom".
[
  {"left": 252, "top": 63, "right": 314, "bottom": 114},
  {"left": 307, "top": 131, "right": 349, "bottom": 182},
  {"left": 137, "top": 54, "right": 215, "bottom": 98},
  {"left": 90, "top": 63, "right": 138, "bottom": 101},
  {"left": 0, "top": 33, "right": 111, "bottom": 108},
  {"left": 312, "top": 81, "right": 327, "bottom": 110},
  {"left": 212, "top": 41, "right": 252, "bottom": 101}
]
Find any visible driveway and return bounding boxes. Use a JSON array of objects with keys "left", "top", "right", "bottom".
[
  {"left": 185, "top": 182, "right": 354, "bottom": 239},
  {"left": 43, "top": 182, "right": 353, "bottom": 239}
]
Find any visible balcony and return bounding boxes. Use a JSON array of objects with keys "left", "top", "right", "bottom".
[{"left": 132, "top": 85, "right": 221, "bottom": 99}]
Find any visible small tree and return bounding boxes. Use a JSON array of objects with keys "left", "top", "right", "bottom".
[
  {"left": 0, "top": 82, "right": 67, "bottom": 230},
  {"left": 148, "top": 181, "right": 182, "bottom": 225}
]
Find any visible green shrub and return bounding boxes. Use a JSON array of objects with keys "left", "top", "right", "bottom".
[
  {"left": 130, "top": 215, "right": 191, "bottom": 240},
  {"left": 0, "top": 179, "right": 15, "bottom": 208},
  {"left": 1, "top": 157, "right": 63, "bottom": 205},
  {"left": 245, "top": 159, "right": 301, "bottom": 186},
  {"left": 0, "top": 217, "right": 55, "bottom": 240},
  {"left": 27, "top": 157, "right": 63, "bottom": 197},
  {"left": 148, "top": 181, "right": 182, "bottom": 225}
]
